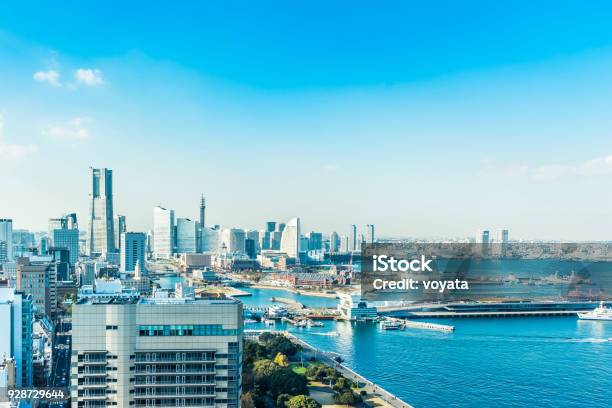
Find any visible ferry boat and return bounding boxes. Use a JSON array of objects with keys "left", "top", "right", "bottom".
[
  {"left": 578, "top": 302, "right": 612, "bottom": 321},
  {"left": 267, "top": 305, "right": 288, "bottom": 318},
  {"left": 381, "top": 320, "right": 402, "bottom": 330}
]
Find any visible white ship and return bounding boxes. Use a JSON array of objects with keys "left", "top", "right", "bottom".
[{"left": 578, "top": 302, "right": 612, "bottom": 321}]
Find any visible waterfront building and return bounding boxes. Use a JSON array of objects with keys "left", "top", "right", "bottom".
[
  {"left": 153, "top": 206, "right": 175, "bottom": 259},
  {"left": 0, "top": 287, "right": 33, "bottom": 386},
  {"left": 16, "top": 256, "right": 57, "bottom": 318},
  {"left": 338, "top": 293, "right": 378, "bottom": 320},
  {"left": 120, "top": 232, "right": 147, "bottom": 273},
  {"left": 114, "top": 214, "right": 126, "bottom": 251},
  {"left": 279, "top": 217, "right": 301, "bottom": 258},
  {"left": 87, "top": 167, "right": 116, "bottom": 257},
  {"left": 0, "top": 219, "right": 13, "bottom": 261},
  {"left": 176, "top": 218, "right": 198, "bottom": 253},
  {"left": 220, "top": 228, "right": 246, "bottom": 254},
  {"left": 70, "top": 294, "right": 243, "bottom": 408}
]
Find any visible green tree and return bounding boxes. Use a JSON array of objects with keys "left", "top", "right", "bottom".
[
  {"left": 276, "top": 394, "right": 291, "bottom": 408},
  {"left": 268, "top": 368, "right": 308, "bottom": 398},
  {"left": 333, "top": 391, "right": 361, "bottom": 406},
  {"left": 285, "top": 395, "right": 321, "bottom": 408},
  {"left": 274, "top": 352, "right": 289, "bottom": 367}
]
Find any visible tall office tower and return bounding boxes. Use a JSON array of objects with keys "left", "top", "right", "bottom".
[
  {"left": 0, "top": 241, "right": 6, "bottom": 263},
  {"left": 16, "top": 257, "right": 57, "bottom": 318},
  {"left": 120, "top": 232, "right": 147, "bottom": 273},
  {"left": 0, "top": 288, "right": 33, "bottom": 387},
  {"left": 153, "top": 206, "right": 175, "bottom": 259},
  {"left": 53, "top": 228, "right": 80, "bottom": 266},
  {"left": 65, "top": 213, "right": 78, "bottom": 229},
  {"left": 366, "top": 224, "right": 375, "bottom": 244},
  {"left": 176, "top": 218, "right": 198, "bottom": 254},
  {"left": 259, "top": 230, "right": 271, "bottom": 250},
  {"left": 71, "top": 296, "right": 243, "bottom": 408},
  {"left": 246, "top": 230, "right": 260, "bottom": 254},
  {"left": 220, "top": 228, "right": 246, "bottom": 254},
  {"left": 340, "top": 235, "right": 349, "bottom": 253},
  {"left": 114, "top": 215, "right": 126, "bottom": 251},
  {"left": 480, "top": 230, "right": 490, "bottom": 257},
  {"left": 48, "top": 218, "right": 66, "bottom": 244},
  {"left": 500, "top": 228, "right": 509, "bottom": 257},
  {"left": 308, "top": 232, "right": 323, "bottom": 250},
  {"left": 266, "top": 222, "right": 276, "bottom": 233},
  {"left": 199, "top": 195, "right": 206, "bottom": 228},
  {"left": 277, "top": 223, "right": 286, "bottom": 233},
  {"left": 87, "top": 167, "right": 115, "bottom": 257},
  {"left": 201, "top": 228, "right": 220, "bottom": 252},
  {"left": 349, "top": 224, "right": 358, "bottom": 252},
  {"left": 280, "top": 217, "right": 301, "bottom": 258},
  {"left": 0, "top": 219, "right": 13, "bottom": 261},
  {"left": 329, "top": 232, "right": 340, "bottom": 253}
]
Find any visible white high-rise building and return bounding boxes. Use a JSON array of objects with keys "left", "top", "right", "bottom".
[
  {"left": 0, "top": 287, "right": 33, "bottom": 386},
  {"left": 87, "top": 168, "right": 115, "bottom": 257},
  {"left": 153, "top": 206, "right": 175, "bottom": 259},
  {"left": 0, "top": 219, "right": 13, "bottom": 262},
  {"left": 71, "top": 295, "right": 243, "bottom": 408},
  {"left": 280, "top": 217, "right": 301, "bottom": 258}
]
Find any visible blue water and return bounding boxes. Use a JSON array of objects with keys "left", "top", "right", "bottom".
[
  {"left": 239, "top": 287, "right": 339, "bottom": 309},
  {"left": 242, "top": 288, "right": 612, "bottom": 408}
]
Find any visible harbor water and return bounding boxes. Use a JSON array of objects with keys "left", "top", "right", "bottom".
[{"left": 239, "top": 287, "right": 612, "bottom": 408}]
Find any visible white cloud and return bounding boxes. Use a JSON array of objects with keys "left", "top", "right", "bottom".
[
  {"left": 75, "top": 68, "right": 104, "bottom": 86},
  {"left": 0, "top": 113, "right": 38, "bottom": 160},
  {"left": 42, "top": 117, "right": 91, "bottom": 142},
  {"left": 33, "top": 69, "right": 61, "bottom": 86},
  {"left": 501, "top": 154, "right": 612, "bottom": 181}
]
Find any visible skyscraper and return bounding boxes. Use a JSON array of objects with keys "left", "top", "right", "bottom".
[
  {"left": 308, "top": 232, "right": 323, "bottom": 250},
  {"left": 87, "top": 167, "right": 115, "bottom": 257},
  {"left": 199, "top": 195, "right": 206, "bottom": 228},
  {"left": 0, "top": 219, "right": 13, "bottom": 262},
  {"left": 500, "top": 228, "right": 509, "bottom": 257},
  {"left": 153, "top": 206, "right": 175, "bottom": 259},
  {"left": 329, "top": 232, "right": 340, "bottom": 253},
  {"left": 0, "top": 287, "right": 33, "bottom": 387},
  {"left": 280, "top": 217, "right": 301, "bottom": 258},
  {"left": 17, "top": 257, "right": 57, "bottom": 318},
  {"left": 120, "top": 232, "right": 146, "bottom": 273},
  {"left": 349, "top": 224, "right": 358, "bottom": 252},
  {"left": 53, "top": 228, "right": 80, "bottom": 266},
  {"left": 481, "top": 230, "right": 490, "bottom": 257},
  {"left": 176, "top": 218, "right": 197, "bottom": 253},
  {"left": 366, "top": 224, "right": 375, "bottom": 244},
  {"left": 220, "top": 228, "right": 246, "bottom": 254},
  {"left": 71, "top": 295, "right": 243, "bottom": 408},
  {"left": 114, "top": 214, "right": 126, "bottom": 251}
]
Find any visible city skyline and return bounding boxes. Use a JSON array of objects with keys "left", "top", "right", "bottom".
[{"left": 3, "top": 3, "right": 612, "bottom": 239}]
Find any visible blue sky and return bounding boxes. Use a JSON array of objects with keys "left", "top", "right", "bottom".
[{"left": 2, "top": 1, "right": 612, "bottom": 239}]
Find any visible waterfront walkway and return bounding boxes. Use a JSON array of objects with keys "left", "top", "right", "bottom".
[{"left": 284, "top": 333, "right": 413, "bottom": 408}]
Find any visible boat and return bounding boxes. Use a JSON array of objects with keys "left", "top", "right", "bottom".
[
  {"left": 577, "top": 302, "right": 612, "bottom": 321},
  {"left": 267, "top": 305, "right": 288, "bottom": 318},
  {"left": 307, "top": 320, "right": 324, "bottom": 328},
  {"left": 381, "top": 320, "right": 402, "bottom": 330}
]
